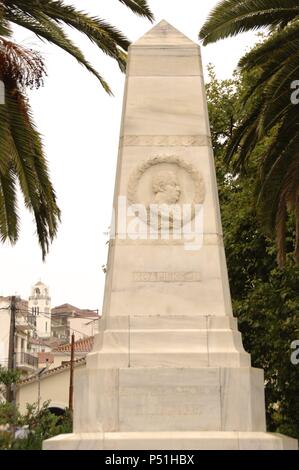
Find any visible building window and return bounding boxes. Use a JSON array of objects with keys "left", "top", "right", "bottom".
[
  {"left": 45, "top": 322, "right": 47, "bottom": 332},
  {"left": 32, "top": 307, "right": 39, "bottom": 316}
]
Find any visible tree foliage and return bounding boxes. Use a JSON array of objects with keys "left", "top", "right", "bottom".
[
  {"left": 0, "top": 0, "right": 154, "bottom": 257},
  {"left": 200, "top": 2, "right": 299, "bottom": 266},
  {"left": 0, "top": 366, "right": 72, "bottom": 449},
  {"left": 1, "top": 0, "right": 154, "bottom": 91},
  {"left": 0, "top": 399, "right": 72, "bottom": 450},
  {"left": 207, "top": 65, "right": 299, "bottom": 439}
]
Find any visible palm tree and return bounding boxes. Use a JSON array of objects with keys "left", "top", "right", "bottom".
[
  {"left": 199, "top": 1, "right": 299, "bottom": 266},
  {"left": 0, "top": 1, "right": 153, "bottom": 258}
]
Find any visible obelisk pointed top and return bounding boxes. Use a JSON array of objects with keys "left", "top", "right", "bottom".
[{"left": 133, "top": 20, "right": 196, "bottom": 47}]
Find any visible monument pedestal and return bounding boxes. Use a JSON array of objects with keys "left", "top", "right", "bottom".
[
  {"left": 44, "top": 314, "right": 297, "bottom": 450},
  {"left": 43, "top": 432, "right": 298, "bottom": 451},
  {"left": 43, "top": 21, "right": 297, "bottom": 450}
]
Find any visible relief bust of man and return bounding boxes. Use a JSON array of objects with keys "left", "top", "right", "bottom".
[{"left": 152, "top": 171, "right": 181, "bottom": 205}]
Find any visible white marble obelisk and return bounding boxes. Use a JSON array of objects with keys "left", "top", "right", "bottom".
[{"left": 44, "top": 21, "right": 297, "bottom": 450}]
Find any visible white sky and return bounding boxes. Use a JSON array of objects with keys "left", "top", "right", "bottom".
[{"left": 0, "top": 0, "right": 258, "bottom": 310}]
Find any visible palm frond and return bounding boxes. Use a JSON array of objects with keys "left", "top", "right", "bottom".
[
  {"left": 225, "top": 100, "right": 263, "bottom": 168},
  {"left": 118, "top": 0, "right": 154, "bottom": 21},
  {"left": 6, "top": 9, "right": 112, "bottom": 93},
  {"left": 0, "top": 168, "right": 19, "bottom": 244},
  {"left": 5, "top": 0, "right": 153, "bottom": 82},
  {"left": 0, "top": 19, "right": 12, "bottom": 36},
  {"left": 199, "top": 0, "right": 299, "bottom": 44},
  {"left": 0, "top": 37, "right": 60, "bottom": 256},
  {"left": 0, "top": 37, "right": 46, "bottom": 88},
  {"left": 295, "top": 193, "right": 299, "bottom": 264},
  {"left": 256, "top": 130, "right": 299, "bottom": 264},
  {"left": 13, "top": 0, "right": 129, "bottom": 71},
  {"left": 0, "top": 102, "right": 19, "bottom": 244},
  {"left": 239, "top": 20, "right": 299, "bottom": 68},
  {"left": 6, "top": 85, "right": 60, "bottom": 258}
]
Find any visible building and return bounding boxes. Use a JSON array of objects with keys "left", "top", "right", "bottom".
[
  {"left": 0, "top": 296, "right": 38, "bottom": 374},
  {"left": 28, "top": 281, "right": 51, "bottom": 339},
  {"left": 50, "top": 336, "right": 94, "bottom": 369},
  {"left": 16, "top": 358, "right": 86, "bottom": 414},
  {"left": 51, "top": 304, "right": 99, "bottom": 342},
  {"left": 16, "top": 336, "right": 95, "bottom": 413}
]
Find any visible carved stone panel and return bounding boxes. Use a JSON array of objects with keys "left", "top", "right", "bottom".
[{"left": 127, "top": 156, "right": 205, "bottom": 228}]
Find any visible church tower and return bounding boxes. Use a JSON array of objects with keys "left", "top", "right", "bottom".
[{"left": 28, "top": 281, "right": 51, "bottom": 338}]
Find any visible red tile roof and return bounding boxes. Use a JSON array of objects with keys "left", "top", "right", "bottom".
[
  {"left": 53, "top": 336, "right": 94, "bottom": 353},
  {"left": 51, "top": 303, "right": 99, "bottom": 318},
  {"left": 18, "top": 358, "right": 86, "bottom": 385},
  {"left": 28, "top": 337, "right": 63, "bottom": 348}
]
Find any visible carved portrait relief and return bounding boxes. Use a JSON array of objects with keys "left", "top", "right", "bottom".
[
  {"left": 127, "top": 156, "right": 205, "bottom": 229},
  {"left": 152, "top": 171, "right": 181, "bottom": 205}
]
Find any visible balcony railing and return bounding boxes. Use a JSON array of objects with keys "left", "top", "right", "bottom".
[{"left": 16, "top": 352, "right": 38, "bottom": 369}]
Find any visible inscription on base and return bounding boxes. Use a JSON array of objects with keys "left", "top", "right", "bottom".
[{"left": 133, "top": 272, "right": 201, "bottom": 282}]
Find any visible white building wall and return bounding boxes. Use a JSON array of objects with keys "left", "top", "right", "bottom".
[
  {"left": 16, "top": 362, "right": 85, "bottom": 413},
  {"left": 0, "top": 297, "right": 37, "bottom": 373},
  {"left": 0, "top": 298, "right": 10, "bottom": 368},
  {"left": 68, "top": 317, "right": 99, "bottom": 341}
]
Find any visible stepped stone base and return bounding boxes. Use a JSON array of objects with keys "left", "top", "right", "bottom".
[
  {"left": 43, "top": 431, "right": 298, "bottom": 450},
  {"left": 72, "top": 367, "right": 266, "bottom": 433}
]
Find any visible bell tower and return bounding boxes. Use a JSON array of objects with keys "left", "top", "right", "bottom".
[{"left": 28, "top": 281, "right": 51, "bottom": 338}]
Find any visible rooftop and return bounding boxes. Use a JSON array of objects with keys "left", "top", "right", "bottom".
[
  {"left": 18, "top": 357, "right": 86, "bottom": 386},
  {"left": 51, "top": 303, "right": 99, "bottom": 318},
  {"left": 52, "top": 336, "right": 94, "bottom": 354}
]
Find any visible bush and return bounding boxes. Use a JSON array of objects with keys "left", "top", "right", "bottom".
[{"left": 0, "top": 401, "right": 72, "bottom": 450}]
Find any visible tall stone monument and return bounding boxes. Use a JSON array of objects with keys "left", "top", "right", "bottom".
[{"left": 44, "top": 21, "right": 297, "bottom": 450}]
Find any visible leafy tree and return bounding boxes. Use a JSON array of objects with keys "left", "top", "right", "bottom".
[
  {"left": 200, "top": 1, "right": 299, "bottom": 266},
  {"left": 0, "top": 365, "right": 21, "bottom": 401},
  {"left": 0, "top": 400, "right": 72, "bottom": 450},
  {"left": 0, "top": 0, "right": 154, "bottom": 257},
  {"left": 13, "top": 401, "right": 72, "bottom": 450},
  {"left": 207, "top": 65, "right": 299, "bottom": 439},
  {"left": 0, "top": 366, "right": 72, "bottom": 449}
]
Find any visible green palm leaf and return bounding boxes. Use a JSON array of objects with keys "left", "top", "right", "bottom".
[
  {"left": 0, "top": 99, "right": 19, "bottom": 243},
  {"left": 239, "top": 20, "right": 299, "bottom": 68},
  {"left": 4, "top": 0, "right": 153, "bottom": 90},
  {"left": 6, "top": 85, "right": 61, "bottom": 258},
  {"left": 0, "top": 167, "right": 19, "bottom": 243},
  {"left": 5, "top": 9, "right": 112, "bottom": 93},
  {"left": 0, "top": 0, "right": 154, "bottom": 256},
  {"left": 201, "top": 0, "right": 299, "bottom": 264},
  {"left": 118, "top": 0, "right": 154, "bottom": 20},
  {"left": 12, "top": 0, "right": 129, "bottom": 71},
  {"left": 199, "top": 0, "right": 299, "bottom": 44}
]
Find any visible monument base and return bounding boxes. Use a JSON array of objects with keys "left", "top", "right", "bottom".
[{"left": 43, "top": 431, "right": 298, "bottom": 450}]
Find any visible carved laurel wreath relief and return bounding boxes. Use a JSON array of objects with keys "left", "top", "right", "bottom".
[{"left": 127, "top": 156, "right": 206, "bottom": 228}]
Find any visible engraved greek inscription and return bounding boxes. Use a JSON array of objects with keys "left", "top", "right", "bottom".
[{"left": 133, "top": 272, "right": 201, "bottom": 282}]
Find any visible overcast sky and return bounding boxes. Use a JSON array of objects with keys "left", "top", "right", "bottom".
[{"left": 0, "top": 0, "right": 258, "bottom": 310}]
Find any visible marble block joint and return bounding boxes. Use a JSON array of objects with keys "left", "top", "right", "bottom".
[{"left": 43, "top": 20, "right": 297, "bottom": 450}]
